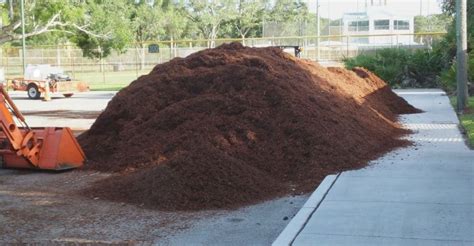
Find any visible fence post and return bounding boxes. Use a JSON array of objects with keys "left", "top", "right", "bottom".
[
  {"left": 346, "top": 35, "right": 350, "bottom": 57},
  {"left": 316, "top": 35, "right": 320, "bottom": 61},
  {"left": 102, "top": 58, "right": 106, "bottom": 84},
  {"left": 56, "top": 46, "right": 61, "bottom": 67},
  {"left": 71, "top": 54, "right": 75, "bottom": 79},
  {"left": 141, "top": 46, "right": 145, "bottom": 70},
  {"left": 135, "top": 46, "right": 139, "bottom": 78}
]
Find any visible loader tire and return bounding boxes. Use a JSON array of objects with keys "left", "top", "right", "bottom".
[{"left": 27, "top": 84, "right": 41, "bottom": 99}]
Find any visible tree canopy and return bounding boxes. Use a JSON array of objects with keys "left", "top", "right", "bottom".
[{"left": 0, "top": 0, "right": 310, "bottom": 57}]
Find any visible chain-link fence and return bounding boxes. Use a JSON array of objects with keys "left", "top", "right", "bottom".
[{"left": 0, "top": 32, "right": 445, "bottom": 88}]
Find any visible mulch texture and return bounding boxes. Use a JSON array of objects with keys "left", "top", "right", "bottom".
[{"left": 78, "top": 43, "right": 419, "bottom": 211}]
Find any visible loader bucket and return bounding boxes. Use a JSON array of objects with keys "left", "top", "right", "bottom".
[{"left": 0, "top": 127, "right": 85, "bottom": 170}]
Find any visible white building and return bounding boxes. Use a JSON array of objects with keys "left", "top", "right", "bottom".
[{"left": 342, "top": 7, "right": 415, "bottom": 45}]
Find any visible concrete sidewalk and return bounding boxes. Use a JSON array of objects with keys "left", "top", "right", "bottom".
[{"left": 274, "top": 89, "right": 474, "bottom": 245}]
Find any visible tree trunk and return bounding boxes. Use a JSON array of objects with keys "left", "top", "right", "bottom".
[
  {"left": 135, "top": 44, "right": 145, "bottom": 70},
  {"left": 210, "top": 26, "right": 217, "bottom": 48}
]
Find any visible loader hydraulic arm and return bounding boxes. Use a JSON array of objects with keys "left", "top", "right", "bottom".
[{"left": 0, "top": 85, "right": 42, "bottom": 167}]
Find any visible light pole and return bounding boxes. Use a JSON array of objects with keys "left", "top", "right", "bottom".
[
  {"left": 20, "top": 0, "right": 26, "bottom": 75},
  {"left": 316, "top": 0, "right": 320, "bottom": 61}
]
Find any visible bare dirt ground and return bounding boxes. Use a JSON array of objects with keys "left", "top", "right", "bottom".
[{"left": 0, "top": 91, "right": 306, "bottom": 245}]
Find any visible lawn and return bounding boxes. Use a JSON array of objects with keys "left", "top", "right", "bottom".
[
  {"left": 451, "top": 96, "right": 474, "bottom": 147},
  {"left": 87, "top": 82, "right": 130, "bottom": 91},
  {"left": 72, "top": 70, "right": 149, "bottom": 91}
]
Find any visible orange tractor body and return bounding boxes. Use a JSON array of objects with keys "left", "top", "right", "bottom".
[{"left": 0, "top": 86, "right": 85, "bottom": 170}]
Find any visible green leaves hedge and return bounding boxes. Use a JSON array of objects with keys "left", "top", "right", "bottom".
[{"left": 344, "top": 48, "right": 446, "bottom": 88}]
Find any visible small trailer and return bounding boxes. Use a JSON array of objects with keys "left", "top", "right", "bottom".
[{"left": 7, "top": 65, "right": 89, "bottom": 99}]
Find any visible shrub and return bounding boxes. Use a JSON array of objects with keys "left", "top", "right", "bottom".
[
  {"left": 406, "top": 49, "right": 446, "bottom": 87},
  {"left": 344, "top": 48, "right": 409, "bottom": 87},
  {"left": 344, "top": 48, "right": 446, "bottom": 88},
  {"left": 440, "top": 53, "right": 474, "bottom": 93}
]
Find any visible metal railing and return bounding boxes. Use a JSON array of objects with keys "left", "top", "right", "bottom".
[{"left": 0, "top": 32, "right": 446, "bottom": 86}]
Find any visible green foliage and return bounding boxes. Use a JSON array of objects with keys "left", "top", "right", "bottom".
[
  {"left": 450, "top": 96, "right": 474, "bottom": 147},
  {"left": 1, "top": 0, "right": 85, "bottom": 44},
  {"left": 270, "top": 0, "right": 308, "bottom": 23},
  {"left": 406, "top": 49, "right": 446, "bottom": 87},
  {"left": 72, "top": 1, "right": 132, "bottom": 58},
  {"left": 2, "top": 0, "right": 313, "bottom": 52},
  {"left": 264, "top": 0, "right": 310, "bottom": 37},
  {"left": 130, "top": 3, "right": 164, "bottom": 44},
  {"left": 229, "top": 0, "right": 268, "bottom": 39},
  {"left": 414, "top": 14, "right": 452, "bottom": 45},
  {"left": 344, "top": 49, "right": 408, "bottom": 87},
  {"left": 344, "top": 48, "right": 446, "bottom": 88},
  {"left": 414, "top": 14, "right": 452, "bottom": 33},
  {"left": 440, "top": 52, "right": 474, "bottom": 92},
  {"left": 162, "top": 3, "right": 189, "bottom": 41},
  {"left": 429, "top": 0, "right": 473, "bottom": 94},
  {"left": 439, "top": 0, "right": 473, "bottom": 58},
  {"left": 183, "top": 0, "right": 236, "bottom": 42},
  {"left": 440, "top": 64, "right": 457, "bottom": 91}
]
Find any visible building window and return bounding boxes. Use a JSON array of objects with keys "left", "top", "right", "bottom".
[
  {"left": 348, "top": 20, "right": 369, "bottom": 32},
  {"left": 394, "top": 20, "right": 409, "bottom": 30},
  {"left": 374, "top": 19, "right": 390, "bottom": 30},
  {"left": 350, "top": 37, "right": 369, "bottom": 44}
]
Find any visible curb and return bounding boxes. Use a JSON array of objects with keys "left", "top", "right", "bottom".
[{"left": 272, "top": 174, "right": 339, "bottom": 246}]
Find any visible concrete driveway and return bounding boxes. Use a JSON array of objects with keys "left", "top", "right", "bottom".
[{"left": 275, "top": 89, "right": 474, "bottom": 245}]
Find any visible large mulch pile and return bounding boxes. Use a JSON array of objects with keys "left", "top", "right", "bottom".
[{"left": 78, "top": 42, "right": 420, "bottom": 211}]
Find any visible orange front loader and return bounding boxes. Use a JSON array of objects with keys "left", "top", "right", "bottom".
[{"left": 0, "top": 85, "right": 85, "bottom": 170}]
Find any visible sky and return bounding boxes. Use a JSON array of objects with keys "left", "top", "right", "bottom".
[{"left": 305, "top": 0, "right": 443, "bottom": 19}]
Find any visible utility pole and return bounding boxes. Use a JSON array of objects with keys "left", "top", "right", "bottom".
[{"left": 456, "top": 0, "right": 469, "bottom": 113}]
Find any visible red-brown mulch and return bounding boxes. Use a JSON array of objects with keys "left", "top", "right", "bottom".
[{"left": 77, "top": 42, "right": 419, "bottom": 211}]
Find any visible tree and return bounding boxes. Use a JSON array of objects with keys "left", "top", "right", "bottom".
[
  {"left": 72, "top": 0, "right": 132, "bottom": 59},
  {"left": 128, "top": 1, "right": 166, "bottom": 69},
  {"left": 183, "top": 0, "right": 235, "bottom": 47},
  {"left": 264, "top": 0, "right": 310, "bottom": 38},
  {"left": 439, "top": 0, "right": 473, "bottom": 54},
  {"left": 415, "top": 14, "right": 452, "bottom": 33},
  {"left": 163, "top": 3, "right": 189, "bottom": 57},
  {"left": 435, "top": 0, "right": 473, "bottom": 94},
  {"left": 414, "top": 14, "right": 452, "bottom": 45},
  {"left": 231, "top": 0, "right": 268, "bottom": 44},
  {"left": 0, "top": 0, "right": 133, "bottom": 59},
  {"left": 0, "top": 1, "right": 108, "bottom": 45},
  {"left": 129, "top": 1, "right": 166, "bottom": 47}
]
